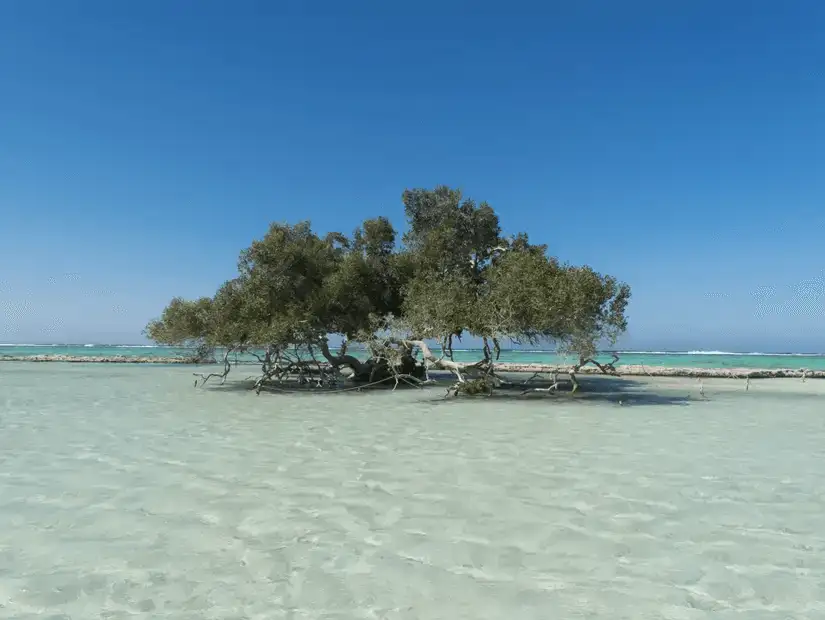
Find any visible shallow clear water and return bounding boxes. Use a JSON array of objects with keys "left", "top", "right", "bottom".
[
  {"left": 3, "top": 344, "right": 825, "bottom": 371},
  {"left": 1, "top": 364, "right": 824, "bottom": 618}
]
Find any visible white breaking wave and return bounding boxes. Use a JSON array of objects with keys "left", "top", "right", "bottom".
[
  {"left": 685, "top": 351, "right": 819, "bottom": 357},
  {"left": 615, "top": 351, "right": 674, "bottom": 355},
  {"left": 1, "top": 343, "right": 160, "bottom": 348},
  {"left": 617, "top": 350, "right": 823, "bottom": 357}
]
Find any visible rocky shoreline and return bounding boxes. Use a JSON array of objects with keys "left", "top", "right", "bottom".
[
  {"left": 1, "top": 355, "right": 823, "bottom": 379},
  {"left": 0, "top": 355, "right": 199, "bottom": 364},
  {"left": 501, "top": 363, "right": 824, "bottom": 379}
]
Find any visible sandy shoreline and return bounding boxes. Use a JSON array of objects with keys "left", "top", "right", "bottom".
[{"left": 2, "top": 354, "right": 823, "bottom": 378}]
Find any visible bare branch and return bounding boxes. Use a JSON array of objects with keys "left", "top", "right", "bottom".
[{"left": 193, "top": 348, "right": 234, "bottom": 386}]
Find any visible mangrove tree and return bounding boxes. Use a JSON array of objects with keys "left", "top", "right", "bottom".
[{"left": 145, "top": 186, "right": 630, "bottom": 395}]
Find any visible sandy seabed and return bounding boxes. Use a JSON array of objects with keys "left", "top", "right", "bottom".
[{"left": 1, "top": 364, "right": 824, "bottom": 619}]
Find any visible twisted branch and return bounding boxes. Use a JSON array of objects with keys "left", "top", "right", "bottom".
[{"left": 193, "top": 347, "right": 234, "bottom": 386}]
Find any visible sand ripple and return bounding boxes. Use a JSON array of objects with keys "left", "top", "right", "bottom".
[{"left": 1, "top": 364, "right": 825, "bottom": 618}]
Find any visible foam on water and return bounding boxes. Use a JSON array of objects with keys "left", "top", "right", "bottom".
[{"left": 1, "top": 363, "right": 824, "bottom": 618}]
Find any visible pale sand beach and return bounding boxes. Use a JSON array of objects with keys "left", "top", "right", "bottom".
[{"left": 1, "top": 363, "right": 824, "bottom": 618}]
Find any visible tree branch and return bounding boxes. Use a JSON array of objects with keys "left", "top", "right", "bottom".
[
  {"left": 402, "top": 339, "right": 471, "bottom": 383},
  {"left": 193, "top": 347, "right": 234, "bottom": 386},
  {"left": 317, "top": 337, "right": 366, "bottom": 375}
]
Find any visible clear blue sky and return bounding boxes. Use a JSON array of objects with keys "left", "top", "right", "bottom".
[{"left": 2, "top": 1, "right": 824, "bottom": 352}]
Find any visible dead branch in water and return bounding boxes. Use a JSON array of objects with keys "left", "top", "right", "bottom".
[
  {"left": 193, "top": 348, "right": 234, "bottom": 386},
  {"left": 518, "top": 353, "right": 621, "bottom": 396}
]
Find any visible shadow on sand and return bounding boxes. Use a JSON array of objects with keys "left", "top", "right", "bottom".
[
  {"left": 463, "top": 374, "right": 693, "bottom": 407},
  {"left": 203, "top": 372, "right": 693, "bottom": 408}
]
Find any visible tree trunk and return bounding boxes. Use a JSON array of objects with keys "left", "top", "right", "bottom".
[
  {"left": 319, "top": 337, "right": 425, "bottom": 384},
  {"left": 401, "top": 339, "right": 468, "bottom": 382},
  {"left": 317, "top": 338, "right": 367, "bottom": 375}
]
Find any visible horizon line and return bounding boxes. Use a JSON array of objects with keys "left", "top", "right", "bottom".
[{"left": 1, "top": 343, "right": 824, "bottom": 356}]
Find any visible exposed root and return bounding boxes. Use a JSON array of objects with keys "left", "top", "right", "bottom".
[
  {"left": 317, "top": 338, "right": 367, "bottom": 377},
  {"left": 564, "top": 353, "right": 621, "bottom": 395},
  {"left": 401, "top": 339, "right": 472, "bottom": 384},
  {"left": 438, "top": 352, "right": 625, "bottom": 398},
  {"left": 578, "top": 353, "right": 621, "bottom": 376},
  {"left": 446, "top": 377, "right": 495, "bottom": 398},
  {"left": 191, "top": 343, "right": 631, "bottom": 400},
  {"left": 520, "top": 371, "right": 562, "bottom": 395},
  {"left": 569, "top": 370, "right": 580, "bottom": 394},
  {"left": 258, "top": 372, "right": 429, "bottom": 394},
  {"left": 193, "top": 348, "right": 234, "bottom": 386}
]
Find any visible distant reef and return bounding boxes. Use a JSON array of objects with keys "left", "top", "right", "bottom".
[
  {"left": 1, "top": 355, "right": 823, "bottom": 379},
  {"left": 0, "top": 355, "right": 198, "bottom": 364}
]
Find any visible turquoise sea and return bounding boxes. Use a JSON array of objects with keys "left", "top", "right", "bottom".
[{"left": 2, "top": 343, "right": 825, "bottom": 370}]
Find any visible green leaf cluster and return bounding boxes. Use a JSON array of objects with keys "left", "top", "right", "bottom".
[{"left": 145, "top": 186, "right": 630, "bottom": 358}]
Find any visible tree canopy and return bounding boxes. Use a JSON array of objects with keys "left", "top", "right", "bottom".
[{"left": 146, "top": 186, "right": 630, "bottom": 394}]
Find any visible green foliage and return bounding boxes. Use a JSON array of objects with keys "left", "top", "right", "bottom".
[
  {"left": 146, "top": 186, "right": 631, "bottom": 361},
  {"left": 402, "top": 186, "right": 502, "bottom": 280},
  {"left": 144, "top": 296, "right": 213, "bottom": 346}
]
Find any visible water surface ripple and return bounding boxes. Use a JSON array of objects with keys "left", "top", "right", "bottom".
[{"left": 1, "top": 364, "right": 824, "bottom": 618}]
